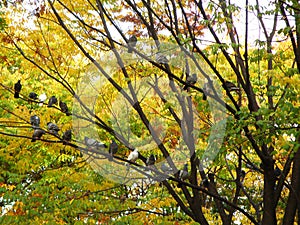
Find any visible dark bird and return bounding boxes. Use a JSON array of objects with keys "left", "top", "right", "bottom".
[
  {"left": 84, "top": 136, "right": 107, "bottom": 150},
  {"left": 127, "top": 35, "right": 137, "bottom": 53},
  {"left": 108, "top": 140, "right": 118, "bottom": 161},
  {"left": 48, "top": 96, "right": 58, "bottom": 107},
  {"left": 31, "top": 129, "right": 45, "bottom": 142},
  {"left": 14, "top": 80, "right": 22, "bottom": 98},
  {"left": 274, "top": 166, "right": 281, "bottom": 177},
  {"left": 146, "top": 154, "right": 156, "bottom": 166},
  {"left": 47, "top": 122, "right": 60, "bottom": 135},
  {"left": 223, "top": 80, "right": 240, "bottom": 92},
  {"left": 156, "top": 52, "right": 169, "bottom": 64},
  {"left": 183, "top": 74, "right": 197, "bottom": 90},
  {"left": 62, "top": 129, "right": 72, "bottom": 144},
  {"left": 30, "top": 115, "right": 40, "bottom": 128},
  {"left": 59, "top": 101, "right": 70, "bottom": 115},
  {"left": 29, "top": 92, "right": 38, "bottom": 100},
  {"left": 179, "top": 164, "right": 189, "bottom": 180},
  {"left": 201, "top": 178, "right": 209, "bottom": 188}
]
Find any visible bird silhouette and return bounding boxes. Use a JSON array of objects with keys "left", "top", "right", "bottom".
[
  {"left": 156, "top": 52, "right": 169, "bottom": 64},
  {"left": 201, "top": 178, "right": 209, "bottom": 188},
  {"left": 14, "top": 80, "right": 22, "bottom": 98},
  {"left": 62, "top": 130, "right": 72, "bottom": 144},
  {"left": 183, "top": 74, "right": 197, "bottom": 90},
  {"left": 108, "top": 140, "right": 118, "bottom": 160},
  {"left": 47, "top": 122, "right": 60, "bottom": 135},
  {"left": 29, "top": 92, "right": 38, "bottom": 100},
  {"left": 30, "top": 115, "right": 40, "bottom": 128},
  {"left": 146, "top": 154, "right": 156, "bottom": 166},
  {"left": 31, "top": 129, "right": 45, "bottom": 142},
  {"left": 48, "top": 96, "right": 58, "bottom": 107},
  {"left": 177, "top": 164, "right": 189, "bottom": 187},
  {"left": 223, "top": 81, "right": 239, "bottom": 92},
  {"left": 59, "top": 101, "right": 70, "bottom": 115},
  {"left": 84, "top": 136, "right": 107, "bottom": 150},
  {"left": 128, "top": 35, "right": 137, "bottom": 53}
]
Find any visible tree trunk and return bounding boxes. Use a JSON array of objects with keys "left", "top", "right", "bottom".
[{"left": 283, "top": 133, "right": 300, "bottom": 225}]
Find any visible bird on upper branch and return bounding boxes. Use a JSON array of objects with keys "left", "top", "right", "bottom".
[
  {"left": 183, "top": 74, "right": 197, "bottom": 90},
  {"left": 14, "top": 80, "right": 22, "bottom": 98},
  {"left": 128, "top": 35, "right": 137, "bottom": 53}
]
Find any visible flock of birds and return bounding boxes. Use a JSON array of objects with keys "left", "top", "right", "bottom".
[{"left": 11, "top": 35, "right": 241, "bottom": 184}]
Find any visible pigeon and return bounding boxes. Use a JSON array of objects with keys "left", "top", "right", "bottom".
[
  {"left": 108, "top": 140, "right": 118, "bottom": 161},
  {"left": 47, "top": 122, "right": 60, "bottom": 135},
  {"left": 125, "top": 148, "right": 139, "bottom": 168},
  {"left": 59, "top": 101, "right": 70, "bottom": 115},
  {"left": 146, "top": 154, "right": 156, "bottom": 166},
  {"left": 14, "top": 80, "right": 22, "bottom": 98},
  {"left": 202, "top": 81, "right": 213, "bottom": 100},
  {"left": 84, "top": 136, "right": 107, "bottom": 150},
  {"left": 62, "top": 130, "right": 72, "bottom": 144},
  {"left": 30, "top": 115, "right": 40, "bottom": 128},
  {"left": 127, "top": 148, "right": 139, "bottom": 162},
  {"left": 183, "top": 74, "right": 197, "bottom": 90},
  {"left": 156, "top": 52, "right": 169, "bottom": 64},
  {"left": 201, "top": 178, "right": 209, "bottom": 188},
  {"left": 29, "top": 92, "right": 38, "bottom": 100},
  {"left": 223, "top": 80, "right": 239, "bottom": 92},
  {"left": 179, "top": 164, "right": 189, "bottom": 180},
  {"left": 48, "top": 96, "right": 58, "bottom": 107},
  {"left": 127, "top": 35, "right": 137, "bottom": 53},
  {"left": 31, "top": 128, "right": 45, "bottom": 142},
  {"left": 38, "top": 93, "right": 47, "bottom": 106}
]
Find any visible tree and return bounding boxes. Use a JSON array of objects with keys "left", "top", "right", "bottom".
[{"left": 0, "top": 0, "right": 299, "bottom": 224}]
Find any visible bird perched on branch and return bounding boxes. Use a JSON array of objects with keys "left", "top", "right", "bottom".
[
  {"left": 14, "top": 80, "right": 22, "bottom": 98},
  {"left": 29, "top": 92, "right": 38, "bottom": 100},
  {"left": 38, "top": 93, "right": 47, "bottom": 106},
  {"left": 202, "top": 80, "right": 214, "bottom": 100},
  {"left": 179, "top": 164, "right": 189, "bottom": 180},
  {"left": 177, "top": 163, "right": 189, "bottom": 187},
  {"left": 30, "top": 115, "right": 40, "bottom": 128},
  {"left": 127, "top": 35, "right": 137, "bottom": 53},
  {"left": 146, "top": 154, "right": 156, "bottom": 166},
  {"left": 59, "top": 101, "right": 70, "bottom": 115},
  {"left": 108, "top": 140, "right": 118, "bottom": 161},
  {"left": 183, "top": 74, "right": 197, "bottom": 90},
  {"left": 223, "top": 80, "right": 240, "bottom": 92},
  {"left": 84, "top": 136, "right": 107, "bottom": 150},
  {"left": 62, "top": 129, "right": 72, "bottom": 144},
  {"left": 156, "top": 52, "right": 169, "bottom": 64},
  {"left": 127, "top": 148, "right": 139, "bottom": 162},
  {"left": 47, "top": 122, "right": 60, "bottom": 135},
  {"left": 31, "top": 129, "right": 45, "bottom": 142},
  {"left": 125, "top": 148, "right": 139, "bottom": 169},
  {"left": 48, "top": 96, "right": 58, "bottom": 107},
  {"left": 201, "top": 178, "right": 209, "bottom": 188}
]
